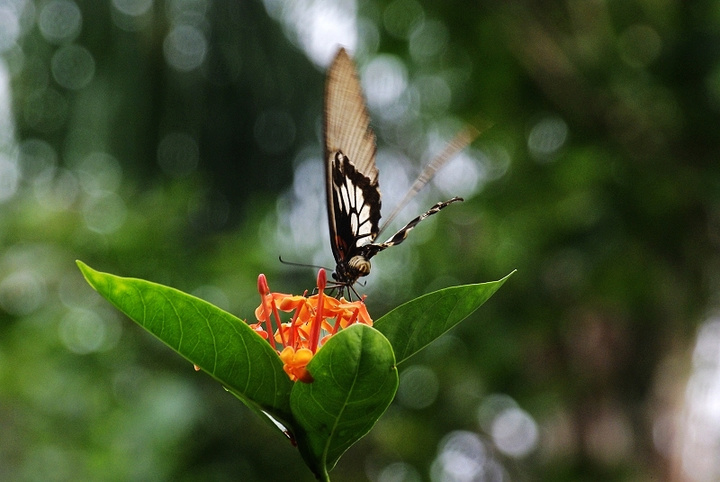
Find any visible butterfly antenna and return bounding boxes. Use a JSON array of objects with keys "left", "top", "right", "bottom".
[
  {"left": 278, "top": 256, "right": 331, "bottom": 272},
  {"left": 378, "top": 124, "right": 483, "bottom": 237}
]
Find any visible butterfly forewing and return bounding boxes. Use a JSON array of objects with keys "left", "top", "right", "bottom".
[{"left": 324, "top": 49, "right": 377, "bottom": 185}]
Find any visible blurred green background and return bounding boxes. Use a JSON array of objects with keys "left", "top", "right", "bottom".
[{"left": 1, "top": 0, "right": 718, "bottom": 480}]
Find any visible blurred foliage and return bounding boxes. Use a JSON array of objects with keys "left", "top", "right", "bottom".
[{"left": 1, "top": 0, "right": 719, "bottom": 481}]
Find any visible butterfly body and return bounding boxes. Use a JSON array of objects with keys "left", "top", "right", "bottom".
[{"left": 323, "top": 48, "right": 476, "bottom": 294}]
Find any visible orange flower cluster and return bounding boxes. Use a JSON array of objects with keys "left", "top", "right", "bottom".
[{"left": 252, "top": 269, "right": 372, "bottom": 383}]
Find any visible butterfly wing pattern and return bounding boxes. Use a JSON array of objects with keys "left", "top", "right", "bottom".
[
  {"left": 324, "top": 48, "right": 474, "bottom": 293},
  {"left": 324, "top": 48, "right": 381, "bottom": 287}
]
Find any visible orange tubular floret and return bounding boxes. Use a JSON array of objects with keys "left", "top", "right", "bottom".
[
  {"left": 307, "top": 270, "right": 326, "bottom": 352},
  {"left": 268, "top": 295, "right": 288, "bottom": 347},
  {"left": 257, "top": 273, "right": 270, "bottom": 296},
  {"left": 249, "top": 322, "right": 269, "bottom": 339},
  {"left": 317, "top": 268, "right": 327, "bottom": 291},
  {"left": 279, "top": 346, "right": 314, "bottom": 383},
  {"left": 257, "top": 275, "right": 277, "bottom": 350},
  {"left": 351, "top": 300, "right": 373, "bottom": 327}
]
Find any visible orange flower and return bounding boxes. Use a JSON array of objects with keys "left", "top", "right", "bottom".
[
  {"left": 279, "top": 346, "right": 314, "bottom": 383},
  {"left": 249, "top": 322, "right": 269, "bottom": 339},
  {"left": 253, "top": 269, "right": 372, "bottom": 383}
]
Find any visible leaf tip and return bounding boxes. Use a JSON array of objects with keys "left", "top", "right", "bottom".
[
  {"left": 76, "top": 260, "right": 100, "bottom": 291},
  {"left": 490, "top": 270, "right": 517, "bottom": 294}
]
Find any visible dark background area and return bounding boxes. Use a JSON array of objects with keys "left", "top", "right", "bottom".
[{"left": 1, "top": 0, "right": 719, "bottom": 480}]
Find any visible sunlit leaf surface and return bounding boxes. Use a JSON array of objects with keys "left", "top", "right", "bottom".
[
  {"left": 290, "top": 324, "right": 398, "bottom": 479},
  {"left": 374, "top": 272, "right": 515, "bottom": 364},
  {"left": 77, "top": 261, "right": 294, "bottom": 421}
]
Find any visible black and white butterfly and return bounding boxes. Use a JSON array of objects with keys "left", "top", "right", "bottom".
[{"left": 324, "top": 48, "right": 479, "bottom": 296}]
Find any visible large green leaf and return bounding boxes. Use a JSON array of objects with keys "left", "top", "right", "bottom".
[
  {"left": 290, "top": 324, "right": 398, "bottom": 480},
  {"left": 76, "top": 261, "right": 294, "bottom": 422},
  {"left": 373, "top": 272, "right": 515, "bottom": 364}
]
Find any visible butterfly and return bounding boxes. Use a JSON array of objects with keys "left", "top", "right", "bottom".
[{"left": 324, "top": 48, "right": 480, "bottom": 296}]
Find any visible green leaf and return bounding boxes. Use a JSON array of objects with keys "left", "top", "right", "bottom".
[
  {"left": 290, "top": 324, "right": 398, "bottom": 479},
  {"left": 374, "top": 271, "right": 515, "bottom": 364},
  {"left": 76, "top": 261, "right": 294, "bottom": 422}
]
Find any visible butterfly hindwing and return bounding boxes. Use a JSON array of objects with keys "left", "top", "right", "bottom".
[
  {"left": 328, "top": 151, "right": 381, "bottom": 262},
  {"left": 372, "top": 196, "right": 463, "bottom": 251}
]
